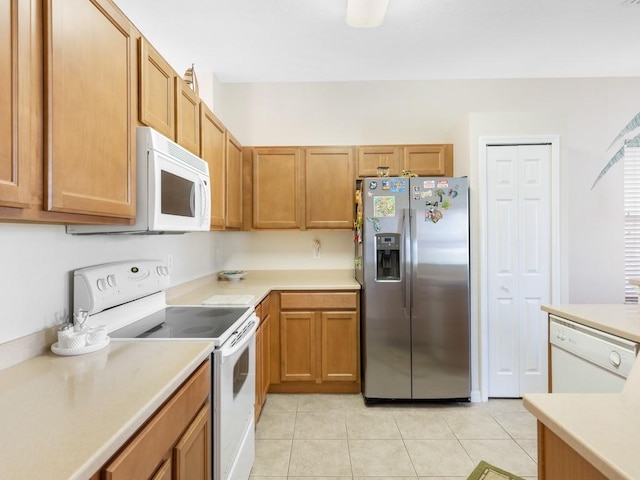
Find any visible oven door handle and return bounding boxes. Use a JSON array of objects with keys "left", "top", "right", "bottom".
[{"left": 221, "top": 317, "right": 258, "bottom": 361}]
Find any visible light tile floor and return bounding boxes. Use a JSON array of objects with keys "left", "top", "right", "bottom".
[{"left": 251, "top": 393, "right": 537, "bottom": 480}]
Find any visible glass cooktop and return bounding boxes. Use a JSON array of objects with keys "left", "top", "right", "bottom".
[{"left": 110, "top": 306, "right": 252, "bottom": 340}]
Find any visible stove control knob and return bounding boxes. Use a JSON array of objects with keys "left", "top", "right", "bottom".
[
  {"left": 107, "top": 274, "right": 117, "bottom": 287},
  {"left": 97, "top": 277, "right": 108, "bottom": 291},
  {"left": 610, "top": 351, "right": 622, "bottom": 368}
]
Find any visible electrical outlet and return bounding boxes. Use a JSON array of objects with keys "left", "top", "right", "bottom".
[{"left": 167, "top": 254, "right": 174, "bottom": 273}]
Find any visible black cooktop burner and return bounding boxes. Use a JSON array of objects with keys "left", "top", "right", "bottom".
[{"left": 110, "top": 306, "right": 251, "bottom": 340}]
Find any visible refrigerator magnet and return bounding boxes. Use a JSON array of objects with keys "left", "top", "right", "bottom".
[
  {"left": 423, "top": 180, "right": 436, "bottom": 188},
  {"left": 390, "top": 178, "right": 406, "bottom": 193},
  {"left": 367, "top": 217, "right": 381, "bottom": 232},
  {"left": 425, "top": 207, "right": 434, "bottom": 221},
  {"left": 368, "top": 180, "right": 378, "bottom": 190},
  {"left": 382, "top": 179, "right": 391, "bottom": 190},
  {"left": 373, "top": 196, "right": 396, "bottom": 217},
  {"left": 437, "top": 180, "right": 449, "bottom": 188}
]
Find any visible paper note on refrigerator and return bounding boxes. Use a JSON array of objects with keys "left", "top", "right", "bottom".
[{"left": 373, "top": 196, "right": 396, "bottom": 217}]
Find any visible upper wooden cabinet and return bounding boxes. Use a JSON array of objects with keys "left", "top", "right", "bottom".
[
  {"left": 356, "top": 144, "right": 453, "bottom": 177},
  {"left": 175, "top": 78, "right": 200, "bottom": 155},
  {"left": 139, "top": 38, "right": 176, "bottom": 139},
  {"left": 248, "top": 146, "right": 356, "bottom": 231},
  {"left": 304, "top": 147, "right": 355, "bottom": 229},
  {"left": 44, "top": 0, "right": 136, "bottom": 218},
  {"left": 139, "top": 39, "right": 209, "bottom": 159},
  {"left": 252, "top": 147, "right": 302, "bottom": 229},
  {"left": 225, "top": 132, "right": 243, "bottom": 229},
  {"left": 200, "top": 103, "right": 226, "bottom": 229},
  {"left": 355, "top": 146, "right": 403, "bottom": 178},
  {"left": 403, "top": 144, "right": 453, "bottom": 176},
  {"left": 0, "top": 0, "right": 37, "bottom": 209}
]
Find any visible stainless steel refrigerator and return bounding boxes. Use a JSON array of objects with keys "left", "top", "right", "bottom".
[{"left": 355, "top": 176, "right": 470, "bottom": 401}]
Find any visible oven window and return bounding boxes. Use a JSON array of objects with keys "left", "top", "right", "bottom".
[
  {"left": 161, "top": 170, "right": 195, "bottom": 217},
  {"left": 233, "top": 346, "right": 249, "bottom": 397}
]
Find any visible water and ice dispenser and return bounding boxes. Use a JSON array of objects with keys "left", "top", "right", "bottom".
[{"left": 375, "top": 233, "right": 401, "bottom": 281}]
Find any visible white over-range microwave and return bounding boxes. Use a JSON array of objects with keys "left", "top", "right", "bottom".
[{"left": 67, "top": 127, "right": 211, "bottom": 234}]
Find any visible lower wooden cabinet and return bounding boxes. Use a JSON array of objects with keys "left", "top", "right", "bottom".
[
  {"left": 537, "top": 422, "right": 607, "bottom": 480},
  {"left": 270, "top": 291, "right": 360, "bottom": 393},
  {"left": 98, "top": 360, "right": 211, "bottom": 480},
  {"left": 255, "top": 294, "right": 272, "bottom": 421}
]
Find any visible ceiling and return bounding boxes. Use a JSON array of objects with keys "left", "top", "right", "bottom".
[{"left": 113, "top": 0, "right": 640, "bottom": 83}]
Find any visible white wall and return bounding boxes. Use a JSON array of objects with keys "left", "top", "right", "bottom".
[
  {"left": 0, "top": 224, "right": 221, "bottom": 344},
  {"left": 216, "top": 231, "right": 354, "bottom": 271}
]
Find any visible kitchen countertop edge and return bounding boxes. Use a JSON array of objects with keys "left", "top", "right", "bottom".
[{"left": 167, "top": 269, "right": 361, "bottom": 306}]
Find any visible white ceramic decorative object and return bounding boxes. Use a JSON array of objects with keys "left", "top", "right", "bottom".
[
  {"left": 218, "top": 270, "right": 247, "bottom": 282},
  {"left": 51, "top": 337, "right": 110, "bottom": 356}
]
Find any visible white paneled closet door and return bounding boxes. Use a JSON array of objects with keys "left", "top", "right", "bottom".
[{"left": 487, "top": 144, "right": 551, "bottom": 397}]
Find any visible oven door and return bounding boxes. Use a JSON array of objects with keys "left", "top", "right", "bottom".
[{"left": 215, "top": 318, "right": 257, "bottom": 480}]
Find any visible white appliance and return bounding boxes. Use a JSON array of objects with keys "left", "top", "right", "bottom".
[
  {"left": 73, "top": 260, "right": 256, "bottom": 480},
  {"left": 550, "top": 315, "right": 638, "bottom": 393},
  {"left": 67, "top": 127, "right": 211, "bottom": 234}
]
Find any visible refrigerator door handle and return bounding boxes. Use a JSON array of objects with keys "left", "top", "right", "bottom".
[{"left": 403, "top": 208, "right": 411, "bottom": 317}]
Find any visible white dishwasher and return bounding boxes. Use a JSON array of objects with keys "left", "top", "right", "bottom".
[{"left": 550, "top": 315, "right": 638, "bottom": 393}]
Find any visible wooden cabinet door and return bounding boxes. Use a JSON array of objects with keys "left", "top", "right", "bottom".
[
  {"left": 200, "top": 104, "right": 226, "bottom": 228},
  {"left": 175, "top": 78, "right": 200, "bottom": 155},
  {"left": 356, "top": 146, "right": 403, "bottom": 177},
  {"left": 304, "top": 147, "right": 355, "bottom": 229},
  {"left": 45, "top": 0, "right": 136, "bottom": 218},
  {"left": 280, "top": 311, "right": 316, "bottom": 382},
  {"left": 225, "top": 131, "right": 243, "bottom": 229},
  {"left": 139, "top": 38, "right": 176, "bottom": 139},
  {"left": 174, "top": 403, "right": 211, "bottom": 480},
  {"left": 253, "top": 148, "right": 301, "bottom": 229},
  {"left": 321, "top": 311, "right": 359, "bottom": 382},
  {"left": 0, "top": 0, "right": 35, "bottom": 209},
  {"left": 403, "top": 144, "right": 453, "bottom": 176}
]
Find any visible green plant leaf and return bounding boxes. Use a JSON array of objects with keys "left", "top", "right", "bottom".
[
  {"left": 592, "top": 131, "right": 640, "bottom": 189},
  {"left": 607, "top": 112, "right": 640, "bottom": 151}
]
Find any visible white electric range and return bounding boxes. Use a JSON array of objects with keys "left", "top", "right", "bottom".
[{"left": 73, "top": 259, "right": 257, "bottom": 480}]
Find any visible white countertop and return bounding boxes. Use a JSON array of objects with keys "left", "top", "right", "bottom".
[
  {"left": 0, "top": 340, "right": 214, "bottom": 480},
  {"left": 166, "top": 269, "right": 361, "bottom": 306},
  {"left": 524, "top": 304, "right": 640, "bottom": 480}
]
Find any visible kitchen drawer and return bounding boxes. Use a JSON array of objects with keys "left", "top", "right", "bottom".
[{"left": 280, "top": 292, "right": 358, "bottom": 310}]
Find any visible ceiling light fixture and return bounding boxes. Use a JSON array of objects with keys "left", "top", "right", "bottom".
[{"left": 346, "top": 0, "right": 390, "bottom": 28}]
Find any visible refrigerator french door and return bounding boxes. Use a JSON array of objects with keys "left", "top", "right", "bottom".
[{"left": 355, "top": 176, "right": 470, "bottom": 401}]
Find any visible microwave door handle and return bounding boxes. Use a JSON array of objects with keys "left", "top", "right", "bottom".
[
  {"left": 200, "top": 181, "right": 209, "bottom": 226},
  {"left": 189, "top": 183, "right": 196, "bottom": 216}
]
